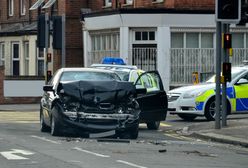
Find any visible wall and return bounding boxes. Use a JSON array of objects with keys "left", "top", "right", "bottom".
[{"left": 0, "top": 66, "right": 42, "bottom": 104}]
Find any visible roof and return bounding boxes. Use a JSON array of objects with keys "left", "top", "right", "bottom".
[
  {"left": 59, "top": 67, "right": 118, "bottom": 74},
  {"left": 81, "top": 8, "right": 215, "bottom": 20},
  {"left": 0, "top": 22, "right": 37, "bottom": 36}
]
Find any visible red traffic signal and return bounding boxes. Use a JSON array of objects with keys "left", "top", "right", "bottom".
[{"left": 223, "top": 33, "right": 232, "bottom": 49}]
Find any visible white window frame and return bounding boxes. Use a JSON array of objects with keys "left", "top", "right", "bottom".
[
  {"left": 125, "top": 0, "right": 133, "bottom": 5},
  {"left": 8, "top": 0, "right": 14, "bottom": 16},
  {"left": 133, "top": 29, "right": 157, "bottom": 43},
  {"left": 37, "top": 48, "right": 45, "bottom": 76},
  {"left": 24, "top": 42, "right": 29, "bottom": 75},
  {"left": 0, "top": 43, "right": 5, "bottom": 66},
  {"left": 20, "top": 0, "right": 26, "bottom": 15},
  {"left": 152, "top": 0, "right": 164, "bottom": 2},
  {"left": 105, "top": 0, "right": 112, "bottom": 7},
  {"left": 11, "top": 42, "right": 20, "bottom": 76}
]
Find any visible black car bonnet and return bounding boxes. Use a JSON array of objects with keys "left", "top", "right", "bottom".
[{"left": 59, "top": 80, "right": 136, "bottom": 105}]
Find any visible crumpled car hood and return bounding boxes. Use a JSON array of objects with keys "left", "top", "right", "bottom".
[{"left": 59, "top": 80, "right": 136, "bottom": 105}]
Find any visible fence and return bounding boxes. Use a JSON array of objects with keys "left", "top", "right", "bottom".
[
  {"left": 170, "top": 48, "right": 248, "bottom": 86},
  {"left": 88, "top": 48, "right": 248, "bottom": 86}
]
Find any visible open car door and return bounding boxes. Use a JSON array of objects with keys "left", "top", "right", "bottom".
[{"left": 134, "top": 71, "right": 168, "bottom": 129}]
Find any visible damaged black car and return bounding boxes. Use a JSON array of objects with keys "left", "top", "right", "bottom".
[
  {"left": 40, "top": 68, "right": 141, "bottom": 139},
  {"left": 40, "top": 68, "right": 167, "bottom": 139}
]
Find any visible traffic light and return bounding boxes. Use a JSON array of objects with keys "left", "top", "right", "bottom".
[
  {"left": 223, "top": 33, "right": 232, "bottom": 49},
  {"left": 47, "top": 70, "right": 52, "bottom": 82},
  {"left": 37, "top": 14, "right": 46, "bottom": 48},
  {"left": 216, "top": 0, "right": 241, "bottom": 23},
  {"left": 223, "top": 62, "right": 231, "bottom": 82},
  {"left": 52, "top": 16, "right": 62, "bottom": 49},
  {"left": 237, "top": 0, "right": 248, "bottom": 25}
]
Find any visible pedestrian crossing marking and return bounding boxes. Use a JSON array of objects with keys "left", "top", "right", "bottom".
[{"left": 0, "top": 112, "right": 39, "bottom": 123}]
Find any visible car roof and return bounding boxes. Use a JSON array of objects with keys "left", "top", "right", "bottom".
[
  {"left": 91, "top": 64, "right": 138, "bottom": 70},
  {"left": 58, "top": 67, "right": 118, "bottom": 74}
]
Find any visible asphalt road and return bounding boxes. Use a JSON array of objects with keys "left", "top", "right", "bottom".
[{"left": 0, "top": 112, "right": 248, "bottom": 168}]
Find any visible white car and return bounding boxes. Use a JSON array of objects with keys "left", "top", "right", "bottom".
[{"left": 168, "top": 65, "right": 248, "bottom": 121}]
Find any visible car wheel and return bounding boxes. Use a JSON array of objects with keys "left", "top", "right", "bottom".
[
  {"left": 40, "top": 111, "right": 50, "bottom": 132},
  {"left": 177, "top": 114, "right": 197, "bottom": 121},
  {"left": 205, "top": 98, "right": 216, "bottom": 121},
  {"left": 50, "top": 106, "right": 61, "bottom": 136},
  {"left": 146, "top": 121, "right": 160, "bottom": 130}
]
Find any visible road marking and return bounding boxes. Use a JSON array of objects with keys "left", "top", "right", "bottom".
[
  {"left": 116, "top": 160, "right": 147, "bottom": 168},
  {"left": 164, "top": 133, "right": 194, "bottom": 141},
  {"left": 31, "top": 135, "right": 61, "bottom": 144},
  {"left": 73, "top": 147, "right": 110, "bottom": 158},
  {"left": 0, "top": 149, "right": 34, "bottom": 160}
]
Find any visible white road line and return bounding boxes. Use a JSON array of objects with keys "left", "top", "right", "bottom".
[
  {"left": 73, "top": 147, "right": 110, "bottom": 158},
  {"left": 31, "top": 135, "right": 61, "bottom": 144},
  {"left": 116, "top": 160, "right": 148, "bottom": 168}
]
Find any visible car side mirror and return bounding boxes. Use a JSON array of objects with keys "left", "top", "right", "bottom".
[{"left": 43, "top": 85, "right": 54, "bottom": 92}]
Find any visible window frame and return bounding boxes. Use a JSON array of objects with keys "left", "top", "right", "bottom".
[
  {"left": 104, "top": 0, "right": 112, "bottom": 7},
  {"left": 8, "top": 0, "right": 14, "bottom": 16},
  {"left": 11, "top": 42, "right": 20, "bottom": 76},
  {"left": 24, "top": 41, "right": 29, "bottom": 75},
  {"left": 0, "top": 43, "right": 5, "bottom": 66},
  {"left": 20, "top": 0, "right": 26, "bottom": 15}
]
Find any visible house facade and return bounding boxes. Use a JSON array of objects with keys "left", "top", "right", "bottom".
[{"left": 0, "top": 0, "right": 86, "bottom": 103}]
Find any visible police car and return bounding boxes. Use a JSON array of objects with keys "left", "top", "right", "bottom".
[
  {"left": 168, "top": 65, "right": 248, "bottom": 121},
  {"left": 91, "top": 57, "right": 168, "bottom": 130}
]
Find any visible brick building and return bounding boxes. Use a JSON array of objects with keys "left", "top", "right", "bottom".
[{"left": 0, "top": 0, "right": 87, "bottom": 103}]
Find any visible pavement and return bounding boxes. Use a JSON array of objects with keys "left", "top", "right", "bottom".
[{"left": 0, "top": 104, "right": 248, "bottom": 148}]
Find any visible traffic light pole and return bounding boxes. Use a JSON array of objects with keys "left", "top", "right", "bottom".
[
  {"left": 45, "top": 13, "right": 49, "bottom": 84},
  {"left": 222, "top": 24, "right": 230, "bottom": 127},
  {"left": 215, "top": 21, "right": 222, "bottom": 129}
]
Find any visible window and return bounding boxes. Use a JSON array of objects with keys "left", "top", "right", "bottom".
[
  {"left": 12, "top": 43, "right": 20, "bottom": 76},
  {"left": 152, "top": 0, "right": 164, "bottom": 2},
  {"left": 125, "top": 0, "right": 133, "bottom": 4},
  {"left": 37, "top": 48, "right": 45, "bottom": 76},
  {"left": 171, "top": 33, "right": 184, "bottom": 48},
  {"left": 24, "top": 42, "right": 29, "bottom": 75},
  {"left": 0, "top": 43, "right": 5, "bottom": 66},
  {"left": 104, "top": 0, "right": 112, "bottom": 7},
  {"left": 20, "top": 0, "right": 26, "bottom": 15},
  {"left": 186, "top": 33, "right": 199, "bottom": 48},
  {"left": 135, "top": 31, "right": 156, "bottom": 41},
  {"left": 201, "top": 33, "right": 213, "bottom": 48},
  {"left": 232, "top": 33, "right": 244, "bottom": 48},
  {"left": 8, "top": 0, "right": 14, "bottom": 16}
]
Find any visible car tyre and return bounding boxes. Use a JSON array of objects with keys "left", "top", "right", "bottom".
[
  {"left": 40, "top": 112, "right": 50, "bottom": 132},
  {"left": 50, "top": 106, "right": 61, "bottom": 136},
  {"left": 178, "top": 114, "right": 197, "bottom": 121},
  {"left": 205, "top": 98, "right": 216, "bottom": 121},
  {"left": 146, "top": 121, "right": 160, "bottom": 130}
]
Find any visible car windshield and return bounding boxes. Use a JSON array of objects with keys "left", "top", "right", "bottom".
[
  {"left": 205, "top": 68, "right": 246, "bottom": 83},
  {"left": 60, "top": 71, "right": 121, "bottom": 82}
]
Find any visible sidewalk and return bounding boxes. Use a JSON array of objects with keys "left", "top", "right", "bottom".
[
  {"left": 0, "top": 104, "right": 39, "bottom": 112},
  {"left": 179, "top": 118, "right": 248, "bottom": 148},
  {"left": 1, "top": 104, "right": 248, "bottom": 148}
]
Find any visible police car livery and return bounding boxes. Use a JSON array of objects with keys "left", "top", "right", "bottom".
[{"left": 168, "top": 65, "right": 248, "bottom": 121}]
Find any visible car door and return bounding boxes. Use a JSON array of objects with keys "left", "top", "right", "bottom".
[
  {"left": 233, "top": 72, "right": 248, "bottom": 112},
  {"left": 134, "top": 71, "right": 168, "bottom": 122}
]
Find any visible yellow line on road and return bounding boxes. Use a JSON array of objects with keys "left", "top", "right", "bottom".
[{"left": 160, "top": 123, "right": 171, "bottom": 127}]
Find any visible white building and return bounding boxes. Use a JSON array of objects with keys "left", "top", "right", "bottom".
[{"left": 81, "top": 8, "right": 248, "bottom": 91}]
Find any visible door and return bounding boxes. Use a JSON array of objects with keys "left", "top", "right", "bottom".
[
  {"left": 134, "top": 71, "right": 168, "bottom": 122},
  {"left": 234, "top": 73, "right": 248, "bottom": 112}
]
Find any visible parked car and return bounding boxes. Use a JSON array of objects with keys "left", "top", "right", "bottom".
[
  {"left": 91, "top": 63, "right": 168, "bottom": 130},
  {"left": 167, "top": 65, "right": 248, "bottom": 121},
  {"left": 40, "top": 68, "right": 167, "bottom": 139}
]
